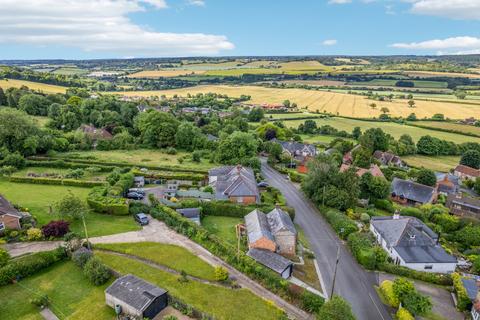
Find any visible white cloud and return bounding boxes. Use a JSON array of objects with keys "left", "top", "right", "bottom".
[
  {"left": 0, "top": 0, "right": 234, "bottom": 57},
  {"left": 328, "top": 0, "right": 351, "bottom": 4},
  {"left": 322, "top": 39, "right": 338, "bottom": 46},
  {"left": 187, "top": 0, "right": 205, "bottom": 6},
  {"left": 391, "top": 36, "right": 480, "bottom": 50},
  {"left": 408, "top": 0, "right": 480, "bottom": 20}
]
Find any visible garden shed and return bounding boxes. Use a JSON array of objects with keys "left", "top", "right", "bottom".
[{"left": 105, "top": 274, "right": 168, "bottom": 319}]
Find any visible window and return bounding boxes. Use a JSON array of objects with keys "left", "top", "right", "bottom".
[
  {"left": 0, "top": 222, "right": 4, "bottom": 230},
  {"left": 424, "top": 265, "right": 433, "bottom": 270}
]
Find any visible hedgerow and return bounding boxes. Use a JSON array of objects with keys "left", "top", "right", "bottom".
[{"left": 9, "top": 176, "right": 104, "bottom": 188}]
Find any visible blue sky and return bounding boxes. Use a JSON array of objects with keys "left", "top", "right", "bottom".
[{"left": 1, "top": 0, "right": 480, "bottom": 59}]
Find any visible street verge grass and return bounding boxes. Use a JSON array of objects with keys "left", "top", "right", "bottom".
[
  {"left": 94, "top": 242, "right": 216, "bottom": 281},
  {"left": 96, "top": 251, "right": 284, "bottom": 320}
]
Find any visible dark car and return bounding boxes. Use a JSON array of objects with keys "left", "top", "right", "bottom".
[
  {"left": 134, "top": 213, "right": 149, "bottom": 225},
  {"left": 128, "top": 188, "right": 145, "bottom": 195},
  {"left": 257, "top": 181, "right": 269, "bottom": 188},
  {"left": 126, "top": 192, "right": 144, "bottom": 200}
]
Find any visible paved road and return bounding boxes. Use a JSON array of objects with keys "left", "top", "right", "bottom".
[{"left": 261, "top": 161, "right": 391, "bottom": 320}]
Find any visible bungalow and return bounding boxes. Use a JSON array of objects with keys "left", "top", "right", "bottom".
[
  {"left": 454, "top": 164, "right": 480, "bottom": 181},
  {"left": 370, "top": 214, "right": 457, "bottom": 273},
  {"left": 0, "top": 195, "right": 23, "bottom": 232},
  {"left": 391, "top": 178, "right": 437, "bottom": 206},
  {"left": 175, "top": 208, "right": 201, "bottom": 225},
  {"left": 446, "top": 193, "right": 480, "bottom": 218},
  {"left": 247, "top": 248, "right": 293, "bottom": 279},
  {"left": 373, "top": 151, "right": 406, "bottom": 168},
  {"left": 105, "top": 274, "right": 168, "bottom": 319},
  {"left": 208, "top": 165, "right": 260, "bottom": 204},
  {"left": 244, "top": 208, "right": 297, "bottom": 255},
  {"left": 340, "top": 164, "right": 385, "bottom": 179}
]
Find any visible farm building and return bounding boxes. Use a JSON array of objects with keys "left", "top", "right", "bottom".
[
  {"left": 247, "top": 248, "right": 293, "bottom": 279},
  {"left": 208, "top": 165, "right": 260, "bottom": 204},
  {"left": 176, "top": 208, "right": 201, "bottom": 225},
  {"left": 0, "top": 194, "right": 26, "bottom": 232},
  {"left": 391, "top": 178, "right": 437, "bottom": 206},
  {"left": 446, "top": 194, "right": 480, "bottom": 218},
  {"left": 244, "top": 208, "right": 297, "bottom": 255},
  {"left": 370, "top": 214, "right": 457, "bottom": 273},
  {"left": 105, "top": 274, "right": 168, "bottom": 319},
  {"left": 454, "top": 165, "right": 480, "bottom": 181}
]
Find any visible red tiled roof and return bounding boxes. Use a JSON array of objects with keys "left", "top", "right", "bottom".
[{"left": 455, "top": 165, "right": 480, "bottom": 178}]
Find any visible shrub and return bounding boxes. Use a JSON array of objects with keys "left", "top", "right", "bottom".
[
  {"left": 300, "top": 291, "right": 324, "bottom": 313},
  {"left": 41, "top": 220, "right": 70, "bottom": 238},
  {"left": 316, "top": 295, "right": 355, "bottom": 320},
  {"left": 26, "top": 228, "right": 43, "bottom": 241},
  {"left": 378, "top": 263, "right": 452, "bottom": 286},
  {"left": 373, "top": 199, "right": 394, "bottom": 213},
  {"left": 72, "top": 248, "right": 93, "bottom": 268},
  {"left": 2, "top": 153, "right": 26, "bottom": 169},
  {"left": 192, "top": 151, "right": 201, "bottom": 163},
  {"left": 0, "top": 248, "right": 67, "bottom": 286},
  {"left": 392, "top": 278, "right": 415, "bottom": 302},
  {"left": 403, "top": 291, "right": 432, "bottom": 316},
  {"left": 360, "top": 213, "right": 370, "bottom": 223},
  {"left": 214, "top": 266, "right": 229, "bottom": 281},
  {"left": 452, "top": 273, "right": 471, "bottom": 311},
  {"left": 30, "top": 295, "right": 50, "bottom": 307},
  {"left": 323, "top": 210, "right": 358, "bottom": 239},
  {"left": 379, "top": 280, "right": 399, "bottom": 308},
  {"left": 8, "top": 176, "right": 104, "bottom": 187},
  {"left": 396, "top": 307, "right": 414, "bottom": 320},
  {"left": 87, "top": 187, "right": 129, "bottom": 215},
  {"left": 83, "top": 256, "right": 111, "bottom": 285},
  {"left": 166, "top": 147, "right": 177, "bottom": 155},
  {"left": 0, "top": 249, "right": 10, "bottom": 267},
  {"left": 64, "top": 168, "right": 85, "bottom": 179}
]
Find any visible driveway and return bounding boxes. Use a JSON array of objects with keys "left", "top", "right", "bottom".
[{"left": 261, "top": 160, "right": 391, "bottom": 320}]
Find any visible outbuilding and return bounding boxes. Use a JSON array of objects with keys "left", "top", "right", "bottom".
[
  {"left": 105, "top": 274, "right": 168, "bottom": 319},
  {"left": 247, "top": 248, "right": 293, "bottom": 279}
]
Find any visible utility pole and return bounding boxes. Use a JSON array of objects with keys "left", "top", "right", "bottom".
[
  {"left": 322, "top": 186, "right": 326, "bottom": 207},
  {"left": 330, "top": 246, "right": 341, "bottom": 299}
]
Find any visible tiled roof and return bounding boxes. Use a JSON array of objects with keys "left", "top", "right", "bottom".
[
  {"left": 267, "top": 208, "right": 297, "bottom": 235},
  {"left": 447, "top": 194, "right": 480, "bottom": 210},
  {"left": 247, "top": 248, "right": 293, "bottom": 274},
  {"left": 245, "top": 209, "right": 274, "bottom": 244},
  {"left": 391, "top": 178, "right": 435, "bottom": 204},
  {"left": 0, "top": 195, "right": 22, "bottom": 218},
  {"left": 209, "top": 165, "right": 259, "bottom": 202},
  {"left": 176, "top": 208, "right": 201, "bottom": 218},
  {"left": 455, "top": 165, "right": 480, "bottom": 178}
]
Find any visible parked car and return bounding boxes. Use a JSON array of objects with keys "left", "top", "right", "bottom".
[
  {"left": 257, "top": 181, "right": 269, "bottom": 188},
  {"left": 134, "top": 213, "right": 149, "bottom": 225},
  {"left": 126, "top": 192, "right": 144, "bottom": 200},
  {"left": 129, "top": 188, "right": 145, "bottom": 195}
]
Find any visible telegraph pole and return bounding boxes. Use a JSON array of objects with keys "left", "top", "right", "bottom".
[{"left": 330, "top": 246, "right": 341, "bottom": 298}]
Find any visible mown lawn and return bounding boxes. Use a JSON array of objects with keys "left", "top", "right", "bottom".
[
  {"left": 97, "top": 251, "right": 283, "bottom": 320},
  {"left": 0, "top": 261, "right": 114, "bottom": 320},
  {"left": 402, "top": 155, "right": 460, "bottom": 172},
  {"left": 0, "top": 180, "right": 140, "bottom": 237},
  {"left": 202, "top": 216, "right": 243, "bottom": 245},
  {"left": 53, "top": 149, "right": 215, "bottom": 171},
  {"left": 95, "top": 242, "right": 216, "bottom": 280}
]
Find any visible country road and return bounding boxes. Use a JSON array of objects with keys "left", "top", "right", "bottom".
[{"left": 261, "top": 160, "right": 392, "bottom": 320}]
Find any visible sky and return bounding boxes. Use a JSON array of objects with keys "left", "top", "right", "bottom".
[{"left": 1, "top": 0, "right": 480, "bottom": 59}]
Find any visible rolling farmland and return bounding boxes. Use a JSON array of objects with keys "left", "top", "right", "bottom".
[
  {"left": 115, "top": 85, "right": 480, "bottom": 119},
  {"left": 409, "top": 121, "right": 480, "bottom": 137},
  {"left": 127, "top": 69, "right": 207, "bottom": 78},
  {"left": 0, "top": 79, "right": 67, "bottom": 94}
]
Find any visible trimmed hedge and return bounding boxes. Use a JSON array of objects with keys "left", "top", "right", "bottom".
[
  {"left": 9, "top": 176, "right": 104, "bottom": 188},
  {"left": 323, "top": 209, "right": 358, "bottom": 239},
  {"left": 150, "top": 205, "right": 321, "bottom": 312},
  {"left": 347, "top": 232, "right": 386, "bottom": 270},
  {"left": 378, "top": 263, "right": 452, "bottom": 286},
  {"left": 131, "top": 168, "right": 206, "bottom": 182},
  {"left": 379, "top": 280, "right": 399, "bottom": 308},
  {"left": 87, "top": 187, "right": 129, "bottom": 215},
  {"left": 108, "top": 172, "right": 134, "bottom": 197},
  {"left": 452, "top": 272, "right": 471, "bottom": 311},
  {"left": 0, "top": 248, "right": 67, "bottom": 286},
  {"left": 25, "top": 159, "right": 114, "bottom": 172}
]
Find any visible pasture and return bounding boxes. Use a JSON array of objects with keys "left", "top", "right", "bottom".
[
  {"left": 402, "top": 155, "right": 460, "bottom": 172},
  {"left": 279, "top": 117, "right": 480, "bottom": 143},
  {"left": 408, "top": 121, "right": 480, "bottom": 137},
  {"left": 0, "top": 79, "right": 67, "bottom": 94},
  {"left": 348, "top": 79, "right": 448, "bottom": 88},
  {"left": 405, "top": 71, "right": 480, "bottom": 79},
  {"left": 115, "top": 85, "right": 480, "bottom": 119},
  {"left": 127, "top": 69, "right": 206, "bottom": 78}
]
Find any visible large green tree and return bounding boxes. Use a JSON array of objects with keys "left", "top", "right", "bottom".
[
  {"left": 359, "top": 128, "right": 389, "bottom": 152},
  {"left": 360, "top": 173, "right": 390, "bottom": 201},
  {"left": 175, "top": 122, "right": 203, "bottom": 151},
  {"left": 416, "top": 168, "right": 437, "bottom": 187},
  {"left": 460, "top": 149, "right": 480, "bottom": 169},
  {"left": 134, "top": 110, "right": 179, "bottom": 148},
  {"left": 18, "top": 93, "right": 51, "bottom": 116},
  {"left": 216, "top": 131, "right": 259, "bottom": 167},
  {"left": 0, "top": 108, "right": 39, "bottom": 154},
  {"left": 316, "top": 296, "right": 355, "bottom": 320}
]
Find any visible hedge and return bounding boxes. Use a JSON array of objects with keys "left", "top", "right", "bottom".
[
  {"left": 131, "top": 168, "right": 206, "bottom": 182},
  {"left": 87, "top": 187, "right": 129, "bottom": 215},
  {"left": 28, "top": 156, "right": 208, "bottom": 174},
  {"left": 0, "top": 248, "right": 67, "bottom": 286},
  {"left": 379, "top": 280, "right": 399, "bottom": 308},
  {"left": 25, "top": 159, "right": 114, "bottom": 172},
  {"left": 180, "top": 200, "right": 295, "bottom": 221},
  {"left": 452, "top": 272, "right": 472, "bottom": 311},
  {"left": 150, "top": 205, "right": 321, "bottom": 312},
  {"left": 347, "top": 232, "right": 385, "bottom": 270},
  {"left": 108, "top": 172, "right": 134, "bottom": 197},
  {"left": 396, "top": 307, "right": 414, "bottom": 320},
  {"left": 9, "top": 176, "right": 105, "bottom": 188},
  {"left": 323, "top": 210, "right": 358, "bottom": 239},
  {"left": 378, "top": 263, "right": 452, "bottom": 286}
]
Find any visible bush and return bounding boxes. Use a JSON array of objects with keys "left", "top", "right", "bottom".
[
  {"left": 403, "top": 291, "right": 432, "bottom": 316},
  {"left": 452, "top": 273, "right": 471, "bottom": 311},
  {"left": 166, "top": 147, "right": 177, "bottom": 155},
  {"left": 72, "top": 248, "right": 93, "bottom": 268},
  {"left": 83, "top": 256, "right": 111, "bottom": 285},
  {"left": 324, "top": 210, "right": 357, "bottom": 239},
  {"left": 26, "top": 228, "right": 43, "bottom": 241},
  {"left": 214, "top": 266, "right": 229, "bottom": 281},
  {"left": 301, "top": 291, "right": 324, "bottom": 313},
  {"left": 373, "top": 199, "right": 394, "bottom": 213},
  {"left": 379, "top": 280, "right": 399, "bottom": 307},
  {"left": 396, "top": 307, "right": 414, "bottom": 320},
  {"left": 0, "top": 249, "right": 10, "bottom": 267},
  {"left": 378, "top": 263, "right": 452, "bottom": 285},
  {"left": 2, "top": 153, "right": 26, "bottom": 169},
  {"left": 347, "top": 232, "right": 387, "bottom": 270},
  {"left": 360, "top": 213, "right": 370, "bottom": 223},
  {"left": 392, "top": 278, "right": 415, "bottom": 302},
  {"left": 41, "top": 220, "right": 70, "bottom": 238},
  {"left": 64, "top": 168, "right": 85, "bottom": 179},
  {"left": 316, "top": 296, "right": 355, "bottom": 320},
  {"left": 30, "top": 294, "right": 50, "bottom": 307},
  {"left": 87, "top": 187, "right": 129, "bottom": 215},
  {"left": 0, "top": 248, "right": 67, "bottom": 286},
  {"left": 8, "top": 176, "right": 104, "bottom": 187}
]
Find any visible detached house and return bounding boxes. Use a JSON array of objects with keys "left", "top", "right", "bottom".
[
  {"left": 0, "top": 195, "right": 25, "bottom": 233},
  {"left": 340, "top": 164, "right": 385, "bottom": 179},
  {"left": 446, "top": 194, "right": 480, "bottom": 218},
  {"left": 391, "top": 178, "right": 437, "bottom": 206},
  {"left": 454, "top": 165, "right": 480, "bottom": 181},
  {"left": 373, "top": 151, "right": 406, "bottom": 168},
  {"left": 79, "top": 124, "right": 113, "bottom": 145},
  {"left": 275, "top": 140, "right": 317, "bottom": 173},
  {"left": 208, "top": 165, "right": 260, "bottom": 204},
  {"left": 370, "top": 214, "right": 457, "bottom": 273}
]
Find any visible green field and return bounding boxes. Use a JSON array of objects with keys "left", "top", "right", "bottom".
[
  {"left": 95, "top": 242, "right": 216, "bottom": 280},
  {"left": 54, "top": 149, "right": 215, "bottom": 171},
  {"left": 402, "top": 155, "right": 460, "bottom": 172},
  {"left": 52, "top": 67, "right": 88, "bottom": 76},
  {"left": 409, "top": 121, "right": 480, "bottom": 136},
  {"left": 0, "top": 180, "right": 140, "bottom": 237},
  {"left": 348, "top": 79, "right": 448, "bottom": 88},
  {"left": 202, "top": 216, "right": 243, "bottom": 244},
  {"left": 280, "top": 117, "right": 480, "bottom": 143},
  {"left": 266, "top": 112, "right": 321, "bottom": 120},
  {"left": 0, "top": 261, "right": 114, "bottom": 320},
  {"left": 97, "top": 251, "right": 283, "bottom": 320}
]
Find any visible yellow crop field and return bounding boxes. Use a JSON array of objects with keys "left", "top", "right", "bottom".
[
  {"left": 0, "top": 79, "right": 67, "bottom": 94},
  {"left": 115, "top": 85, "right": 480, "bottom": 119},
  {"left": 127, "top": 70, "right": 206, "bottom": 78}
]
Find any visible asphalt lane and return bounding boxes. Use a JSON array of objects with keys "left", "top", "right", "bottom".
[{"left": 261, "top": 161, "right": 391, "bottom": 320}]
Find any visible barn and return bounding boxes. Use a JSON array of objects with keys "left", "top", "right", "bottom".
[{"left": 105, "top": 274, "right": 168, "bottom": 319}]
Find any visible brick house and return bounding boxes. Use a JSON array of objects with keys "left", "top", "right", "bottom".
[
  {"left": 274, "top": 139, "right": 317, "bottom": 174},
  {"left": 0, "top": 195, "right": 23, "bottom": 233},
  {"left": 208, "top": 165, "right": 260, "bottom": 204}
]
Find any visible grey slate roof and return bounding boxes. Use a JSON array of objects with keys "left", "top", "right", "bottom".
[
  {"left": 245, "top": 209, "right": 274, "bottom": 243},
  {"left": 391, "top": 178, "right": 435, "bottom": 204},
  {"left": 267, "top": 208, "right": 297, "bottom": 235},
  {"left": 462, "top": 278, "right": 479, "bottom": 301},
  {"left": 0, "top": 195, "right": 22, "bottom": 218},
  {"left": 447, "top": 194, "right": 480, "bottom": 210},
  {"left": 209, "top": 165, "right": 260, "bottom": 202},
  {"left": 275, "top": 140, "right": 317, "bottom": 157},
  {"left": 247, "top": 248, "right": 293, "bottom": 274},
  {"left": 105, "top": 274, "right": 167, "bottom": 312},
  {"left": 371, "top": 216, "right": 457, "bottom": 264},
  {"left": 176, "top": 208, "right": 201, "bottom": 218},
  {"left": 206, "top": 134, "right": 219, "bottom": 142}
]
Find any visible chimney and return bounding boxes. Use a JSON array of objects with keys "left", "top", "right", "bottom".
[{"left": 393, "top": 210, "right": 400, "bottom": 220}]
